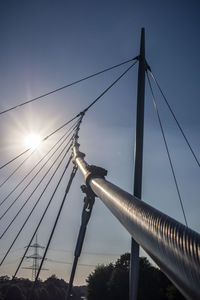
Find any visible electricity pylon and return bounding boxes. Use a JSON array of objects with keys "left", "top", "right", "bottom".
[{"left": 22, "top": 235, "right": 48, "bottom": 280}]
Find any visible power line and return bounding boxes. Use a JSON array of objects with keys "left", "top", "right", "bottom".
[
  {"left": 0, "top": 120, "right": 78, "bottom": 208},
  {"left": 0, "top": 139, "right": 73, "bottom": 238},
  {"left": 29, "top": 166, "right": 77, "bottom": 298},
  {"left": 148, "top": 68, "right": 200, "bottom": 168},
  {"left": 0, "top": 142, "right": 73, "bottom": 266},
  {"left": 49, "top": 248, "right": 122, "bottom": 257},
  {"left": 48, "top": 259, "right": 96, "bottom": 267},
  {"left": 0, "top": 58, "right": 137, "bottom": 116},
  {"left": 3, "top": 259, "right": 20, "bottom": 265},
  {"left": 13, "top": 154, "right": 73, "bottom": 278},
  {"left": 146, "top": 71, "right": 188, "bottom": 226}
]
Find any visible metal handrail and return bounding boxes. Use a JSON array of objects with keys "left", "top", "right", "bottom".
[{"left": 72, "top": 136, "right": 200, "bottom": 300}]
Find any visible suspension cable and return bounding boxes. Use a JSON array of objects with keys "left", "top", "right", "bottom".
[
  {"left": 0, "top": 143, "right": 73, "bottom": 266},
  {"left": 0, "top": 114, "right": 79, "bottom": 171},
  {"left": 0, "top": 149, "right": 36, "bottom": 189},
  {"left": 0, "top": 119, "right": 79, "bottom": 190},
  {"left": 0, "top": 140, "right": 73, "bottom": 238},
  {"left": 0, "top": 61, "right": 137, "bottom": 172},
  {"left": 0, "top": 120, "right": 78, "bottom": 208},
  {"left": 28, "top": 165, "right": 78, "bottom": 299},
  {"left": 148, "top": 68, "right": 200, "bottom": 168},
  {"left": 13, "top": 154, "right": 73, "bottom": 278},
  {"left": 0, "top": 58, "right": 137, "bottom": 116},
  {"left": 83, "top": 61, "right": 137, "bottom": 114},
  {"left": 146, "top": 71, "right": 188, "bottom": 226}
]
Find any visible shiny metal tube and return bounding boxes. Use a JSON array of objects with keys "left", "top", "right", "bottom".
[{"left": 73, "top": 144, "right": 200, "bottom": 300}]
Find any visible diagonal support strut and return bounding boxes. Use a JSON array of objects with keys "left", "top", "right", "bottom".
[{"left": 65, "top": 185, "right": 95, "bottom": 300}]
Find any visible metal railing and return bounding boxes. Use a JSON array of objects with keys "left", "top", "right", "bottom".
[{"left": 72, "top": 131, "right": 200, "bottom": 300}]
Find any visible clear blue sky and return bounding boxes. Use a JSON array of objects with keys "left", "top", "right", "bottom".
[{"left": 0, "top": 0, "right": 200, "bottom": 285}]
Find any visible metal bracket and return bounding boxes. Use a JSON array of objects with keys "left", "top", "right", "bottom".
[
  {"left": 81, "top": 184, "right": 95, "bottom": 201},
  {"left": 85, "top": 165, "right": 107, "bottom": 188},
  {"left": 79, "top": 185, "right": 95, "bottom": 225}
]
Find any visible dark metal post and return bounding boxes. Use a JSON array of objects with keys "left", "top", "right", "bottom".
[
  {"left": 65, "top": 186, "right": 95, "bottom": 300},
  {"left": 130, "top": 27, "right": 146, "bottom": 300}
]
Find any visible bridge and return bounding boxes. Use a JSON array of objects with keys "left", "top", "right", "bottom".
[{"left": 0, "top": 29, "right": 199, "bottom": 300}]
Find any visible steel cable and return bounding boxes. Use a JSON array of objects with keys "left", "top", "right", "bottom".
[
  {"left": 146, "top": 71, "right": 188, "bottom": 226},
  {"left": 0, "top": 58, "right": 136, "bottom": 116},
  {"left": 0, "top": 115, "right": 79, "bottom": 171},
  {"left": 0, "top": 120, "right": 79, "bottom": 208},
  {"left": 83, "top": 61, "right": 138, "bottom": 114},
  {"left": 0, "top": 61, "right": 137, "bottom": 171},
  {"left": 28, "top": 166, "right": 77, "bottom": 299},
  {"left": 0, "top": 139, "right": 73, "bottom": 238},
  {"left": 148, "top": 69, "right": 200, "bottom": 168},
  {"left": 0, "top": 143, "right": 73, "bottom": 266},
  {"left": 13, "top": 154, "right": 73, "bottom": 278},
  {"left": 0, "top": 119, "right": 79, "bottom": 189},
  {"left": 0, "top": 150, "right": 36, "bottom": 189}
]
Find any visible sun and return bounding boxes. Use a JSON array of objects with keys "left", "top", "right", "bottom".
[{"left": 24, "top": 133, "right": 42, "bottom": 149}]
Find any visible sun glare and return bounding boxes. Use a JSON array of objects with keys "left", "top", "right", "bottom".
[{"left": 24, "top": 133, "right": 42, "bottom": 149}]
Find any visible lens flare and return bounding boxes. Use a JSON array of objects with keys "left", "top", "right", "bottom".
[{"left": 24, "top": 133, "right": 42, "bottom": 149}]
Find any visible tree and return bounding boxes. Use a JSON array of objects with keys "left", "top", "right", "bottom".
[
  {"left": 0, "top": 275, "right": 84, "bottom": 300},
  {"left": 0, "top": 276, "right": 10, "bottom": 283},
  {"left": 86, "top": 254, "right": 186, "bottom": 300},
  {"left": 115, "top": 253, "right": 130, "bottom": 271},
  {"left": 44, "top": 274, "right": 68, "bottom": 300},
  {"left": 137, "top": 257, "right": 167, "bottom": 300},
  {"left": 86, "top": 264, "right": 114, "bottom": 300},
  {"left": 5, "top": 285, "right": 26, "bottom": 300},
  {"left": 37, "top": 287, "right": 50, "bottom": 300},
  {"left": 108, "top": 253, "right": 130, "bottom": 300},
  {"left": 166, "top": 285, "right": 185, "bottom": 300},
  {"left": 108, "top": 267, "right": 129, "bottom": 300}
]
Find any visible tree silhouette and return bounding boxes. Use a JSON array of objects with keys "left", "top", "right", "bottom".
[
  {"left": 86, "top": 254, "right": 186, "bottom": 300},
  {"left": 5, "top": 285, "right": 25, "bottom": 300},
  {"left": 166, "top": 285, "right": 185, "bottom": 300},
  {"left": 0, "top": 275, "right": 83, "bottom": 300},
  {"left": 86, "top": 264, "right": 114, "bottom": 300}
]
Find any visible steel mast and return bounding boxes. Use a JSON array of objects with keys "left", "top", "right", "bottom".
[{"left": 130, "top": 27, "right": 146, "bottom": 300}]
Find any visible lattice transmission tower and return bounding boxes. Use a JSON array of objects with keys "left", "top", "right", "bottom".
[{"left": 22, "top": 235, "right": 48, "bottom": 280}]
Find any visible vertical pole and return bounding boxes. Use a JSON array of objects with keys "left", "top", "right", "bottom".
[
  {"left": 130, "top": 28, "right": 146, "bottom": 300},
  {"left": 65, "top": 256, "right": 79, "bottom": 300},
  {"left": 34, "top": 235, "right": 38, "bottom": 281},
  {"left": 65, "top": 188, "right": 95, "bottom": 300}
]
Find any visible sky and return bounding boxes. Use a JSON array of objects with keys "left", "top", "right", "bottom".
[{"left": 0, "top": 0, "right": 200, "bottom": 286}]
